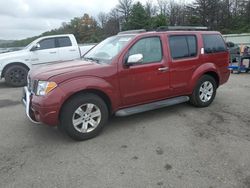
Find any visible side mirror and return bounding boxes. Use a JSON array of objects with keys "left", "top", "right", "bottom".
[
  {"left": 31, "top": 43, "right": 40, "bottom": 51},
  {"left": 126, "top": 54, "right": 143, "bottom": 65}
]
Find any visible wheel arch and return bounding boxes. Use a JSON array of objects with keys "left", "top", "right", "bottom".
[
  {"left": 203, "top": 71, "right": 219, "bottom": 88},
  {"left": 1, "top": 62, "right": 30, "bottom": 78},
  {"left": 59, "top": 88, "right": 113, "bottom": 120},
  {"left": 188, "top": 63, "right": 220, "bottom": 92}
]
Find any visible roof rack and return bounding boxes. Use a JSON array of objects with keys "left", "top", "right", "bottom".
[
  {"left": 156, "top": 26, "right": 208, "bottom": 32},
  {"left": 118, "top": 29, "right": 146, "bottom": 35}
]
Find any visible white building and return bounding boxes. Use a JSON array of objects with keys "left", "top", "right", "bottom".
[{"left": 223, "top": 33, "right": 250, "bottom": 46}]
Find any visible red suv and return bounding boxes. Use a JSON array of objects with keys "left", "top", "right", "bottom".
[{"left": 22, "top": 28, "right": 230, "bottom": 140}]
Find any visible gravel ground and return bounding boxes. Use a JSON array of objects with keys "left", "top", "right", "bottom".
[{"left": 0, "top": 74, "right": 250, "bottom": 188}]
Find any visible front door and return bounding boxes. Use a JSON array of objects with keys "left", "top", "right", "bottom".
[
  {"left": 119, "top": 36, "right": 170, "bottom": 106},
  {"left": 30, "top": 38, "right": 59, "bottom": 65}
]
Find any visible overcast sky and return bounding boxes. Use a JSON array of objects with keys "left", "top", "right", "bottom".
[{"left": 0, "top": 0, "right": 192, "bottom": 40}]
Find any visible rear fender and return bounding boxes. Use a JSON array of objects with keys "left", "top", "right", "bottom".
[{"left": 187, "top": 63, "right": 219, "bottom": 93}]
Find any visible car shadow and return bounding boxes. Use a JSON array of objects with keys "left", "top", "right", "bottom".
[
  {"left": 0, "top": 80, "right": 25, "bottom": 89},
  {"left": 27, "top": 123, "right": 75, "bottom": 144},
  {"left": 0, "top": 80, "right": 11, "bottom": 89},
  {"left": 27, "top": 103, "right": 191, "bottom": 143},
  {"left": 103, "top": 103, "right": 191, "bottom": 135}
]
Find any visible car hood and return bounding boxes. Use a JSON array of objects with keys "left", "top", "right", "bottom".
[
  {"left": 0, "top": 50, "right": 27, "bottom": 61},
  {"left": 29, "top": 60, "right": 102, "bottom": 81}
]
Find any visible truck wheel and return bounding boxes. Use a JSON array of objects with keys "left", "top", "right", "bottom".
[
  {"left": 4, "top": 65, "right": 28, "bottom": 87},
  {"left": 60, "top": 93, "right": 109, "bottom": 141},
  {"left": 190, "top": 75, "right": 217, "bottom": 107}
]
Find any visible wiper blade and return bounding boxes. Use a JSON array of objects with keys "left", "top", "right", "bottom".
[{"left": 83, "top": 57, "right": 99, "bottom": 63}]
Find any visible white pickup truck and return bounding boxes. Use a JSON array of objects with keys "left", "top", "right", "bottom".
[{"left": 0, "top": 34, "right": 95, "bottom": 86}]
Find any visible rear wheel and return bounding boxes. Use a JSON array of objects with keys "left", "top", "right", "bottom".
[
  {"left": 60, "top": 93, "right": 109, "bottom": 141},
  {"left": 190, "top": 75, "right": 217, "bottom": 107},
  {"left": 4, "top": 65, "right": 28, "bottom": 87}
]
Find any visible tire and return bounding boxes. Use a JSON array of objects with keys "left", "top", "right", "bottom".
[
  {"left": 4, "top": 65, "right": 28, "bottom": 87},
  {"left": 190, "top": 75, "right": 217, "bottom": 107},
  {"left": 60, "top": 93, "right": 109, "bottom": 141}
]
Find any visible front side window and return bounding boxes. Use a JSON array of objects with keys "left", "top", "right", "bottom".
[
  {"left": 38, "top": 38, "right": 56, "bottom": 50},
  {"left": 84, "top": 35, "right": 135, "bottom": 64},
  {"left": 57, "top": 37, "right": 72, "bottom": 47},
  {"left": 128, "top": 37, "right": 162, "bottom": 64},
  {"left": 203, "top": 34, "right": 227, "bottom": 53},
  {"left": 169, "top": 35, "right": 197, "bottom": 59}
]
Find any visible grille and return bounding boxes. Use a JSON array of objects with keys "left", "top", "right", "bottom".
[{"left": 27, "top": 76, "right": 37, "bottom": 94}]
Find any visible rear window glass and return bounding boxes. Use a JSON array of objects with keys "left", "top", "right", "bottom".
[
  {"left": 169, "top": 35, "right": 197, "bottom": 59},
  {"left": 203, "top": 34, "right": 227, "bottom": 53},
  {"left": 57, "top": 37, "right": 72, "bottom": 47},
  {"left": 187, "top": 36, "right": 197, "bottom": 57}
]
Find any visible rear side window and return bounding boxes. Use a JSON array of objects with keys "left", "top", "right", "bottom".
[
  {"left": 57, "top": 37, "right": 72, "bottom": 47},
  {"left": 169, "top": 35, "right": 197, "bottom": 59},
  {"left": 203, "top": 34, "right": 227, "bottom": 53},
  {"left": 187, "top": 36, "right": 197, "bottom": 56}
]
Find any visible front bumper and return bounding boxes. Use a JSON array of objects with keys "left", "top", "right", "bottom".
[
  {"left": 22, "top": 86, "right": 60, "bottom": 126},
  {"left": 22, "top": 86, "right": 41, "bottom": 124}
]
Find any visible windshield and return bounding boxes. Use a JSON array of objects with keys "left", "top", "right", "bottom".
[
  {"left": 23, "top": 41, "right": 35, "bottom": 50},
  {"left": 83, "top": 35, "right": 135, "bottom": 64}
]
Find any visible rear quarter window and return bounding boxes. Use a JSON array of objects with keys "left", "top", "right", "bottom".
[{"left": 203, "top": 34, "right": 227, "bottom": 54}]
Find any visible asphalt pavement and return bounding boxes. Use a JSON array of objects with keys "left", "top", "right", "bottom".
[{"left": 0, "top": 74, "right": 250, "bottom": 188}]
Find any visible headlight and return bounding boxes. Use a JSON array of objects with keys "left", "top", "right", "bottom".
[{"left": 36, "top": 81, "right": 57, "bottom": 96}]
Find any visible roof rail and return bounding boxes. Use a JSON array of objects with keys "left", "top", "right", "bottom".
[
  {"left": 156, "top": 26, "right": 208, "bottom": 32},
  {"left": 118, "top": 29, "right": 146, "bottom": 35}
]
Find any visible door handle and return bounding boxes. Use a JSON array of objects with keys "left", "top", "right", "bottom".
[
  {"left": 69, "top": 49, "right": 76, "bottom": 52},
  {"left": 158, "top": 67, "right": 169, "bottom": 72},
  {"left": 49, "top": 51, "right": 57, "bottom": 54}
]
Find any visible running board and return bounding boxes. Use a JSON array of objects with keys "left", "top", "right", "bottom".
[{"left": 115, "top": 96, "right": 189, "bottom": 117}]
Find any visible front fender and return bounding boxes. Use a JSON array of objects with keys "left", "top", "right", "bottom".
[
  {"left": 187, "top": 63, "right": 219, "bottom": 93},
  {"left": 58, "top": 76, "right": 120, "bottom": 111},
  {"left": 0, "top": 50, "right": 32, "bottom": 73},
  {"left": 0, "top": 60, "right": 31, "bottom": 78}
]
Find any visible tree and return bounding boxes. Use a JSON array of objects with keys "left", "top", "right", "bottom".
[
  {"left": 145, "top": 1, "right": 157, "bottom": 17},
  {"left": 245, "top": 1, "right": 250, "bottom": 22},
  {"left": 104, "top": 8, "right": 120, "bottom": 36},
  {"left": 150, "top": 14, "right": 168, "bottom": 28},
  {"left": 2, "top": 0, "right": 250, "bottom": 48},
  {"left": 98, "top": 12, "right": 108, "bottom": 28},
  {"left": 157, "top": 0, "right": 168, "bottom": 16},
  {"left": 116, "top": 0, "right": 133, "bottom": 22},
  {"left": 123, "top": 2, "right": 150, "bottom": 30}
]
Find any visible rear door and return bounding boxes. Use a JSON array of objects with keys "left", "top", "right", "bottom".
[
  {"left": 56, "top": 36, "right": 80, "bottom": 61},
  {"left": 30, "top": 38, "right": 59, "bottom": 65},
  {"left": 167, "top": 34, "right": 199, "bottom": 95},
  {"left": 118, "top": 35, "right": 171, "bottom": 106}
]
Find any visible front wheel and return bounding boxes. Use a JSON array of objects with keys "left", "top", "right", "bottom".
[
  {"left": 4, "top": 65, "right": 28, "bottom": 87},
  {"left": 60, "top": 93, "right": 109, "bottom": 141},
  {"left": 190, "top": 75, "right": 217, "bottom": 107}
]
